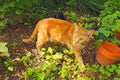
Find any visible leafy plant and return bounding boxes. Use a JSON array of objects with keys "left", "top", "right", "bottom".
[
  {"left": 11, "top": 41, "right": 18, "bottom": 47},
  {"left": 0, "top": 0, "right": 106, "bottom": 29},
  {"left": 100, "top": 0, "right": 120, "bottom": 17},
  {"left": 67, "top": 0, "right": 106, "bottom": 15},
  {"left": 22, "top": 45, "right": 120, "bottom": 80},
  {"left": 85, "top": 63, "right": 120, "bottom": 80},
  {"left": 64, "top": 10, "right": 78, "bottom": 22},
  {"left": 95, "top": 0, "right": 120, "bottom": 45},
  {"left": 24, "top": 67, "right": 48, "bottom": 80},
  {"left": 0, "top": 0, "right": 45, "bottom": 29},
  {"left": 21, "top": 52, "right": 32, "bottom": 67},
  {"left": 23, "top": 47, "right": 83, "bottom": 80},
  {"left": 4, "top": 58, "right": 14, "bottom": 71}
]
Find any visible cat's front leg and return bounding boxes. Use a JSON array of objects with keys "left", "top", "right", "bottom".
[
  {"left": 74, "top": 51, "right": 85, "bottom": 69},
  {"left": 74, "top": 50, "right": 85, "bottom": 69},
  {"left": 68, "top": 44, "right": 85, "bottom": 69}
]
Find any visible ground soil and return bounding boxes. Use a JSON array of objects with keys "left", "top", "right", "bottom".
[{"left": 0, "top": 24, "right": 97, "bottom": 80}]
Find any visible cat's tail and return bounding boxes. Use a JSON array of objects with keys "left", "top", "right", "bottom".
[{"left": 23, "top": 22, "right": 39, "bottom": 43}]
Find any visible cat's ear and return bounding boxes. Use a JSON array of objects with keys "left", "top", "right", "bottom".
[
  {"left": 74, "top": 25, "right": 79, "bottom": 32},
  {"left": 86, "top": 30, "right": 94, "bottom": 38}
]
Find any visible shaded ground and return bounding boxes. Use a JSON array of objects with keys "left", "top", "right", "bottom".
[{"left": 0, "top": 24, "right": 97, "bottom": 80}]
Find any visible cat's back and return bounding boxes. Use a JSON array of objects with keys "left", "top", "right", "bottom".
[{"left": 41, "top": 18, "right": 73, "bottom": 27}]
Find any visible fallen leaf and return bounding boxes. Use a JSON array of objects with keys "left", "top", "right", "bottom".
[{"left": 13, "top": 57, "right": 21, "bottom": 61}]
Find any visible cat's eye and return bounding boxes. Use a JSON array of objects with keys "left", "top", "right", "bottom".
[{"left": 79, "top": 38, "right": 83, "bottom": 40}]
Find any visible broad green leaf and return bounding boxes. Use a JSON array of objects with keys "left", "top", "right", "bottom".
[
  {"left": 0, "top": 42, "right": 9, "bottom": 56},
  {"left": 52, "top": 52, "right": 62, "bottom": 59},
  {"left": 47, "top": 47, "right": 53, "bottom": 54},
  {"left": 8, "top": 66, "right": 13, "bottom": 71}
]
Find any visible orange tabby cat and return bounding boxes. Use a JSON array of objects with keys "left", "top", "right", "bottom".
[{"left": 23, "top": 18, "right": 94, "bottom": 68}]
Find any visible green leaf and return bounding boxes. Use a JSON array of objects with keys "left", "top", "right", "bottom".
[
  {"left": 48, "top": 63, "right": 57, "bottom": 71},
  {"left": 0, "top": 42, "right": 9, "bottom": 56},
  {"left": 40, "top": 63, "right": 47, "bottom": 71},
  {"left": 115, "top": 68, "right": 120, "bottom": 76},
  {"left": 16, "top": 10, "right": 22, "bottom": 14},
  {"left": 40, "top": 48, "right": 46, "bottom": 56},
  {"left": 4, "top": 58, "right": 14, "bottom": 71},
  {"left": 52, "top": 52, "right": 62, "bottom": 59},
  {"left": 8, "top": 66, "right": 13, "bottom": 71},
  {"left": 26, "top": 52, "right": 31, "bottom": 57},
  {"left": 47, "top": 47, "right": 53, "bottom": 54},
  {"left": 63, "top": 48, "right": 73, "bottom": 54},
  {"left": 38, "top": 72, "right": 45, "bottom": 80},
  {"left": 104, "top": 30, "right": 111, "bottom": 37},
  {"left": 9, "top": 2, "right": 15, "bottom": 7},
  {"left": 94, "top": 31, "right": 99, "bottom": 36},
  {"left": 94, "top": 39, "right": 103, "bottom": 47},
  {"left": 46, "top": 55, "right": 52, "bottom": 60},
  {"left": 0, "top": 21, "right": 6, "bottom": 29},
  {"left": 114, "top": 78, "right": 120, "bottom": 80}
]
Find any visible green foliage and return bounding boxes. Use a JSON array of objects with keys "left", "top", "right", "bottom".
[
  {"left": 86, "top": 64, "right": 120, "bottom": 80},
  {"left": 23, "top": 47, "right": 82, "bottom": 80},
  {"left": 23, "top": 46, "right": 120, "bottom": 79},
  {"left": 0, "top": 0, "right": 45, "bottom": 29},
  {"left": 64, "top": 10, "right": 78, "bottom": 22},
  {"left": 21, "top": 52, "right": 32, "bottom": 67},
  {"left": 100, "top": 0, "right": 120, "bottom": 17},
  {"left": 0, "top": 42, "right": 8, "bottom": 53},
  {"left": 4, "top": 58, "right": 14, "bottom": 71},
  {"left": 0, "top": 42, "right": 13, "bottom": 71},
  {"left": 95, "top": 0, "right": 120, "bottom": 45},
  {"left": 0, "top": 42, "right": 9, "bottom": 57},
  {"left": 67, "top": 0, "right": 106, "bottom": 15},
  {"left": 0, "top": 0, "right": 106, "bottom": 29}
]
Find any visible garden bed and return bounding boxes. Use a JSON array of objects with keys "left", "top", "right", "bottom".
[{"left": 0, "top": 24, "right": 97, "bottom": 79}]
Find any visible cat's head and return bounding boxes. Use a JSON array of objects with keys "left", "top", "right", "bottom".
[
  {"left": 79, "top": 30, "right": 94, "bottom": 49},
  {"left": 73, "top": 28, "right": 94, "bottom": 49}
]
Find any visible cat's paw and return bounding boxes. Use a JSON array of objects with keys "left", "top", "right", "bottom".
[{"left": 23, "top": 39, "right": 29, "bottom": 43}]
